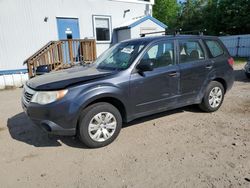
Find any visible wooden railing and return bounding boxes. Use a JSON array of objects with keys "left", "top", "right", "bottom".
[{"left": 24, "top": 39, "right": 97, "bottom": 78}]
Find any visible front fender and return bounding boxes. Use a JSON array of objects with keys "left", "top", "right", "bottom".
[{"left": 69, "top": 84, "right": 129, "bottom": 125}]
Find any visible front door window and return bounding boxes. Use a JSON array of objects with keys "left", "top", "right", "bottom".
[{"left": 142, "top": 41, "right": 175, "bottom": 68}]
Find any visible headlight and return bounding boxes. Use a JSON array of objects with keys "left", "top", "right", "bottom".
[{"left": 31, "top": 90, "right": 68, "bottom": 105}]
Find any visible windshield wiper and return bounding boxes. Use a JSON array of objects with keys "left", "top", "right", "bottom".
[{"left": 97, "top": 66, "right": 123, "bottom": 71}]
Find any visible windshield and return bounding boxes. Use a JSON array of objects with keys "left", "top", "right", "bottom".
[{"left": 95, "top": 41, "right": 147, "bottom": 71}]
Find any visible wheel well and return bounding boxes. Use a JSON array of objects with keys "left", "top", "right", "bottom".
[
  {"left": 76, "top": 97, "right": 127, "bottom": 134},
  {"left": 213, "top": 78, "right": 227, "bottom": 93},
  {"left": 87, "top": 97, "right": 127, "bottom": 122}
]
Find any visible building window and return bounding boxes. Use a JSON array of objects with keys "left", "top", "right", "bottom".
[{"left": 93, "top": 16, "right": 112, "bottom": 43}]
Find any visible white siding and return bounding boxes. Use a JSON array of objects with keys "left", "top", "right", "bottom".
[
  {"left": 116, "top": 19, "right": 165, "bottom": 42},
  {"left": 130, "top": 19, "right": 165, "bottom": 38},
  {"left": 0, "top": 73, "right": 29, "bottom": 89},
  {"left": 0, "top": 0, "right": 150, "bottom": 71}
]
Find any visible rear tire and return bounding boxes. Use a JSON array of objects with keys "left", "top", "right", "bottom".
[
  {"left": 78, "top": 102, "right": 122, "bottom": 148},
  {"left": 246, "top": 73, "right": 250, "bottom": 79},
  {"left": 199, "top": 81, "right": 225, "bottom": 112}
]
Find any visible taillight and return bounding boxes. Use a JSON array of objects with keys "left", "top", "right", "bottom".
[{"left": 228, "top": 57, "right": 234, "bottom": 67}]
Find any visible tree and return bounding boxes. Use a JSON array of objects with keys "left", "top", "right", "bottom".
[
  {"left": 202, "top": 0, "right": 220, "bottom": 35},
  {"left": 178, "top": 0, "right": 201, "bottom": 31},
  {"left": 153, "top": 0, "right": 180, "bottom": 29},
  {"left": 153, "top": 0, "right": 250, "bottom": 35},
  {"left": 217, "top": 0, "right": 250, "bottom": 35}
]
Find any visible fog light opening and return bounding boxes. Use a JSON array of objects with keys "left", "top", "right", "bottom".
[{"left": 40, "top": 122, "right": 52, "bottom": 132}]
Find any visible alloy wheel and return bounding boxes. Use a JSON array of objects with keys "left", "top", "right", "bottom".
[
  {"left": 88, "top": 112, "right": 117, "bottom": 142},
  {"left": 208, "top": 87, "right": 223, "bottom": 108}
]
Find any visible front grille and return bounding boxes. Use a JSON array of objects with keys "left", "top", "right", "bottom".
[
  {"left": 22, "top": 85, "right": 35, "bottom": 105},
  {"left": 24, "top": 91, "right": 33, "bottom": 103}
]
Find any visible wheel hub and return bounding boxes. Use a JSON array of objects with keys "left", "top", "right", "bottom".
[
  {"left": 88, "top": 112, "right": 117, "bottom": 142},
  {"left": 209, "top": 87, "right": 222, "bottom": 108}
]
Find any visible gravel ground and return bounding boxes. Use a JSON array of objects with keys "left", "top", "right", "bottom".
[{"left": 0, "top": 64, "right": 249, "bottom": 188}]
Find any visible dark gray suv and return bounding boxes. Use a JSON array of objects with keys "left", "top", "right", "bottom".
[{"left": 22, "top": 35, "right": 234, "bottom": 148}]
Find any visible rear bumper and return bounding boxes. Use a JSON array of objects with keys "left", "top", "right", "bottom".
[
  {"left": 245, "top": 67, "right": 250, "bottom": 74},
  {"left": 226, "top": 74, "right": 234, "bottom": 92},
  {"left": 222, "top": 67, "right": 234, "bottom": 92},
  {"left": 244, "top": 63, "right": 250, "bottom": 72}
]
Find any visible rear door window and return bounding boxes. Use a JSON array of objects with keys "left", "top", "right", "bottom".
[
  {"left": 205, "top": 40, "right": 224, "bottom": 57},
  {"left": 178, "top": 40, "right": 205, "bottom": 64}
]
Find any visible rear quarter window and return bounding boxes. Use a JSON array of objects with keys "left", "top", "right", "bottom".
[{"left": 205, "top": 40, "right": 224, "bottom": 57}]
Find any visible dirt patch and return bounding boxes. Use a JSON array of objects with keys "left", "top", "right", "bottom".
[
  {"left": 0, "top": 63, "right": 249, "bottom": 188},
  {"left": 21, "top": 154, "right": 39, "bottom": 162}
]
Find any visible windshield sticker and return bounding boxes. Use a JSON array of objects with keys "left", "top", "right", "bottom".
[{"left": 121, "top": 47, "right": 134, "bottom": 54}]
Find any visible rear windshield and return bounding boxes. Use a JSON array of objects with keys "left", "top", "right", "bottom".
[{"left": 205, "top": 40, "right": 224, "bottom": 57}]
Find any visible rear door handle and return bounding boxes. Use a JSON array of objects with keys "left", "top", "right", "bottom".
[
  {"left": 168, "top": 71, "right": 179, "bottom": 77},
  {"left": 206, "top": 65, "right": 213, "bottom": 69}
]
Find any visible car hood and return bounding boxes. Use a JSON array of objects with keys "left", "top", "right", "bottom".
[{"left": 27, "top": 66, "right": 115, "bottom": 91}]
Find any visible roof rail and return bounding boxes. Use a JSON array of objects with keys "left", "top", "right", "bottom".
[
  {"left": 140, "top": 28, "right": 207, "bottom": 37},
  {"left": 177, "top": 29, "right": 207, "bottom": 36}
]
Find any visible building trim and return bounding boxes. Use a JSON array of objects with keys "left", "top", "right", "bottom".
[
  {"left": 130, "top": 15, "right": 167, "bottom": 29},
  {"left": 0, "top": 69, "right": 28, "bottom": 75}
]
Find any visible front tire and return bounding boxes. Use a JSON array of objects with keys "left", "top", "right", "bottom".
[
  {"left": 78, "top": 102, "right": 122, "bottom": 148},
  {"left": 199, "top": 81, "right": 225, "bottom": 112}
]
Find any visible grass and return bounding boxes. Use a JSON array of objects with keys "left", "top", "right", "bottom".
[{"left": 234, "top": 57, "right": 248, "bottom": 64}]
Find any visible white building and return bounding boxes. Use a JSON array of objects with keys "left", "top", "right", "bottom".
[{"left": 0, "top": 0, "right": 167, "bottom": 89}]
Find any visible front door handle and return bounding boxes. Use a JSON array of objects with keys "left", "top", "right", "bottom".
[{"left": 168, "top": 71, "right": 179, "bottom": 77}]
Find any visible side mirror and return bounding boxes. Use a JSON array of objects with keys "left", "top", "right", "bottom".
[{"left": 137, "top": 59, "right": 154, "bottom": 72}]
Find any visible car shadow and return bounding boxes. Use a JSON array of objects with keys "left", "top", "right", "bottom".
[
  {"left": 7, "top": 112, "right": 88, "bottom": 149},
  {"left": 234, "top": 69, "right": 250, "bottom": 82},
  {"left": 123, "top": 105, "right": 202, "bottom": 128},
  {"left": 8, "top": 105, "right": 202, "bottom": 148}
]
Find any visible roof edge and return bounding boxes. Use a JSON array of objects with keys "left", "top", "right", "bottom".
[
  {"left": 109, "top": 0, "right": 154, "bottom": 5},
  {"left": 115, "top": 15, "right": 167, "bottom": 30}
]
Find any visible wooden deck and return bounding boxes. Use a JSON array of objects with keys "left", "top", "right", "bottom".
[{"left": 24, "top": 39, "right": 97, "bottom": 78}]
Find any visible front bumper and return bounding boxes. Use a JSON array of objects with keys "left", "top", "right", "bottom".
[
  {"left": 30, "top": 118, "right": 75, "bottom": 136},
  {"left": 22, "top": 98, "right": 77, "bottom": 136}
]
